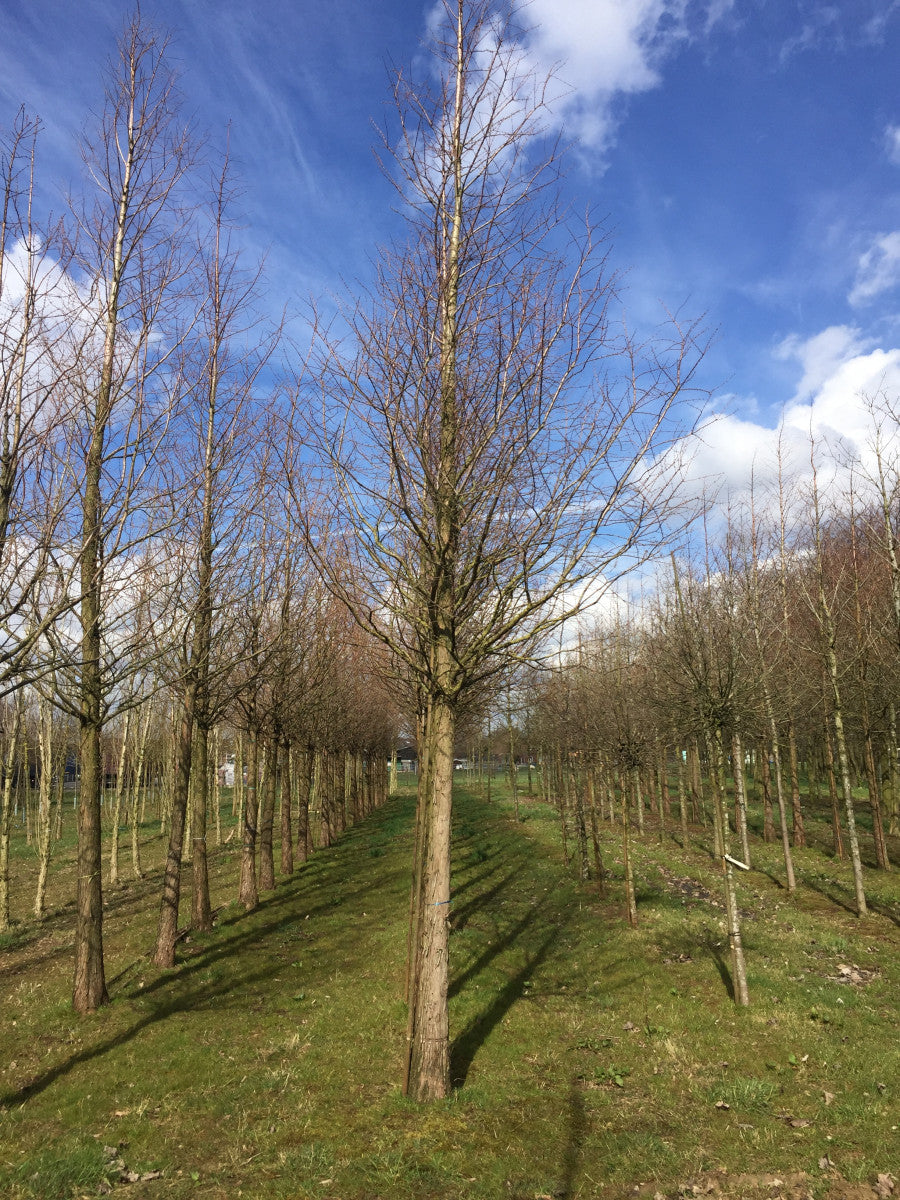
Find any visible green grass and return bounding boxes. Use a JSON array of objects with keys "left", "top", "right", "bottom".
[{"left": 0, "top": 777, "right": 898, "bottom": 1198}]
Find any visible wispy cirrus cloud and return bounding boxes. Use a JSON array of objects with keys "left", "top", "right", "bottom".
[
  {"left": 848, "top": 232, "right": 900, "bottom": 307},
  {"left": 884, "top": 123, "right": 900, "bottom": 165}
]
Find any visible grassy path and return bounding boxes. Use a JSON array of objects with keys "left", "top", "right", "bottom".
[{"left": 1, "top": 784, "right": 898, "bottom": 1199}]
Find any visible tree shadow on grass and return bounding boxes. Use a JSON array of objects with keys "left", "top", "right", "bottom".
[
  {"left": 449, "top": 858, "right": 514, "bottom": 904},
  {"left": 448, "top": 902, "right": 540, "bottom": 1000},
  {"left": 0, "top": 949, "right": 280, "bottom": 1110},
  {"left": 803, "top": 878, "right": 864, "bottom": 918},
  {"left": 450, "top": 923, "right": 558, "bottom": 1089},
  {"left": 450, "top": 865, "right": 525, "bottom": 933},
  {"left": 0, "top": 868, "right": 169, "bottom": 982},
  {"left": 556, "top": 1073, "right": 587, "bottom": 1200},
  {"left": 654, "top": 927, "right": 735, "bottom": 1002},
  {"left": 865, "top": 896, "right": 900, "bottom": 927},
  {"left": 758, "top": 868, "right": 791, "bottom": 891},
  {"left": 701, "top": 929, "right": 735, "bottom": 1002},
  {"left": 812, "top": 882, "right": 900, "bottom": 927},
  {"left": 0, "top": 818, "right": 408, "bottom": 1111}
]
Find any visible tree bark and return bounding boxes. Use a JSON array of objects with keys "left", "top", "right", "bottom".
[
  {"left": 152, "top": 686, "right": 196, "bottom": 967},
  {"left": 34, "top": 696, "right": 54, "bottom": 918},
  {"left": 258, "top": 738, "right": 276, "bottom": 891},
  {"left": 191, "top": 725, "right": 213, "bottom": 930},
  {"left": 280, "top": 741, "right": 294, "bottom": 875},
  {"left": 405, "top": 696, "right": 453, "bottom": 1101},
  {"left": 74, "top": 717, "right": 109, "bottom": 1009},
  {"left": 0, "top": 698, "right": 22, "bottom": 932},
  {"left": 108, "top": 710, "right": 131, "bottom": 888},
  {"left": 238, "top": 728, "right": 259, "bottom": 909},
  {"left": 295, "top": 745, "right": 310, "bottom": 863},
  {"left": 731, "top": 728, "right": 751, "bottom": 868}
]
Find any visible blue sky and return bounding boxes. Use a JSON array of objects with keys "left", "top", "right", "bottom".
[{"left": 3, "top": 0, "right": 900, "bottom": 499}]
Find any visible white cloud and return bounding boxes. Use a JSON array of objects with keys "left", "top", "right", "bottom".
[
  {"left": 885, "top": 123, "right": 900, "bottom": 165},
  {"left": 687, "top": 411, "right": 790, "bottom": 495},
  {"left": 671, "top": 332, "right": 900, "bottom": 513},
  {"left": 848, "top": 231, "right": 900, "bottom": 306},
  {"left": 774, "top": 325, "right": 872, "bottom": 401},
  {"left": 520, "top": 0, "right": 733, "bottom": 153},
  {"left": 782, "top": 345, "right": 900, "bottom": 452}
]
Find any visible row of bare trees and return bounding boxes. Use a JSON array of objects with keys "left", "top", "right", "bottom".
[
  {"left": 0, "top": 14, "right": 402, "bottom": 1017},
  {"left": 0, "top": 585, "right": 397, "bottom": 941},
  {"left": 526, "top": 442, "right": 900, "bottom": 991}
]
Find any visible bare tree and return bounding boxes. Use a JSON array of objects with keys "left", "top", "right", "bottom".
[
  {"left": 0, "top": 691, "right": 23, "bottom": 931},
  {"left": 152, "top": 147, "right": 276, "bottom": 967},
  {"left": 666, "top": 553, "right": 749, "bottom": 1005},
  {"left": 741, "top": 479, "right": 797, "bottom": 893},
  {"left": 803, "top": 445, "right": 867, "bottom": 916},
  {"left": 0, "top": 111, "right": 82, "bottom": 699},
  {"left": 300, "top": 0, "right": 707, "bottom": 1100},
  {"left": 59, "top": 13, "right": 193, "bottom": 1011}
]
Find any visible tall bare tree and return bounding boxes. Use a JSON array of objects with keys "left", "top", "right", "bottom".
[
  {"left": 301, "top": 0, "right": 707, "bottom": 1100},
  {"left": 61, "top": 14, "right": 192, "bottom": 1011},
  {"left": 804, "top": 453, "right": 867, "bottom": 916},
  {"left": 152, "top": 148, "right": 275, "bottom": 966},
  {"left": 0, "top": 111, "right": 81, "bottom": 698}
]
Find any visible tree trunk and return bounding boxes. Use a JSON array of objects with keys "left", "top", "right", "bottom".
[
  {"left": 34, "top": 696, "right": 54, "bottom": 919},
  {"left": 573, "top": 766, "right": 589, "bottom": 880},
  {"left": 823, "top": 723, "right": 844, "bottom": 860},
  {"left": 711, "top": 730, "right": 749, "bottom": 1005},
  {"left": 213, "top": 730, "right": 222, "bottom": 846},
  {"left": 295, "top": 746, "right": 310, "bottom": 863},
  {"left": 731, "top": 728, "right": 751, "bottom": 868},
  {"left": 405, "top": 696, "right": 453, "bottom": 1102},
  {"left": 130, "top": 700, "right": 152, "bottom": 880},
  {"left": 404, "top": 701, "right": 432, "bottom": 1019},
  {"left": 622, "top": 773, "right": 638, "bottom": 929},
  {"left": 238, "top": 728, "right": 259, "bottom": 909},
  {"left": 586, "top": 767, "right": 605, "bottom": 895},
  {"left": 887, "top": 702, "right": 899, "bottom": 837},
  {"left": 787, "top": 720, "right": 805, "bottom": 848},
  {"left": 319, "top": 748, "right": 333, "bottom": 849},
  {"left": 705, "top": 729, "right": 725, "bottom": 859},
  {"left": 862, "top": 720, "right": 890, "bottom": 871},
  {"left": 676, "top": 749, "right": 689, "bottom": 844},
  {"left": 689, "top": 739, "right": 704, "bottom": 824},
  {"left": 770, "top": 733, "right": 796, "bottom": 894},
  {"left": 74, "top": 717, "right": 109, "bottom": 1010},
  {"left": 153, "top": 686, "right": 196, "bottom": 967},
  {"left": 258, "top": 738, "right": 276, "bottom": 891},
  {"left": 234, "top": 732, "right": 243, "bottom": 821},
  {"left": 632, "top": 764, "right": 645, "bottom": 837},
  {"left": 760, "top": 746, "right": 774, "bottom": 843},
  {"left": 556, "top": 746, "right": 570, "bottom": 866},
  {"left": 191, "top": 725, "right": 213, "bottom": 930},
  {"left": 0, "top": 699, "right": 23, "bottom": 932},
  {"left": 830, "top": 700, "right": 867, "bottom": 916},
  {"left": 108, "top": 710, "right": 131, "bottom": 888},
  {"left": 280, "top": 741, "right": 294, "bottom": 875}
]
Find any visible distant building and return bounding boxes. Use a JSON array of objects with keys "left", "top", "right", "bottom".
[{"left": 394, "top": 746, "right": 418, "bottom": 772}]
